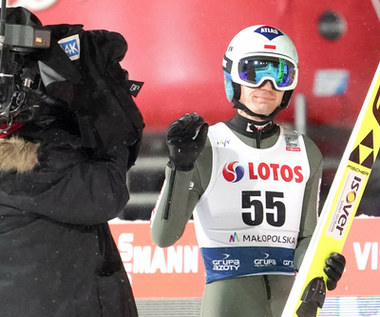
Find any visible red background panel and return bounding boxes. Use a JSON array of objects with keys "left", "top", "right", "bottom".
[{"left": 10, "top": 0, "right": 380, "bottom": 130}]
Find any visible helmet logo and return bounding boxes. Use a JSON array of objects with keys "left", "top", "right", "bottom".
[{"left": 254, "top": 26, "right": 284, "bottom": 41}]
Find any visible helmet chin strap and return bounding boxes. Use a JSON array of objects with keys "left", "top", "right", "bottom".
[{"left": 233, "top": 99, "right": 282, "bottom": 124}]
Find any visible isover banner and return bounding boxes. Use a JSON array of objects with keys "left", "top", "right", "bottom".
[{"left": 109, "top": 217, "right": 380, "bottom": 299}]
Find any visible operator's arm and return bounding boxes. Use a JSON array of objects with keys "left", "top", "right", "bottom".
[{"left": 150, "top": 113, "right": 208, "bottom": 247}]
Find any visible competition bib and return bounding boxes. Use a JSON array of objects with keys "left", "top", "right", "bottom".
[{"left": 193, "top": 123, "right": 310, "bottom": 283}]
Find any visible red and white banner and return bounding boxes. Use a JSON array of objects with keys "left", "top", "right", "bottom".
[
  {"left": 110, "top": 217, "right": 380, "bottom": 299},
  {"left": 110, "top": 220, "right": 204, "bottom": 298},
  {"left": 330, "top": 217, "right": 380, "bottom": 297}
]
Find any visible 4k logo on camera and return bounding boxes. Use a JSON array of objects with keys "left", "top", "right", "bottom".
[{"left": 58, "top": 34, "right": 80, "bottom": 61}]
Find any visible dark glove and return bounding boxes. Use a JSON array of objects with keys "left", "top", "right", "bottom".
[
  {"left": 166, "top": 113, "right": 208, "bottom": 171},
  {"left": 324, "top": 252, "right": 346, "bottom": 290}
]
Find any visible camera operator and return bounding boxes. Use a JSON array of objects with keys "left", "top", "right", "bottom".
[{"left": 0, "top": 7, "right": 143, "bottom": 317}]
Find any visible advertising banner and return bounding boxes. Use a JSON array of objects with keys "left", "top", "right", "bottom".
[
  {"left": 110, "top": 220, "right": 204, "bottom": 298},
  {"left": 331, "top": 217, "right": 380, "bottom": 297},
  {"left": 109, "top": 217, "right": 380, "bottom": 299}
]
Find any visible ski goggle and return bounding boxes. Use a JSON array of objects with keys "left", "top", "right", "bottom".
[{"left": 238, "top": 56, "right": 297, "bottom": 90}]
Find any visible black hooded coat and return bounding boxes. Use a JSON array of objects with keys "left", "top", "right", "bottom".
[{"left": 0, "top": 7, "right": 143, "bottom": 317}]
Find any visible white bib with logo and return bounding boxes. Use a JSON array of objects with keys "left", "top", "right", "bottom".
[{"left": 193, "top": 123, "right": 310, "bottom": 283}]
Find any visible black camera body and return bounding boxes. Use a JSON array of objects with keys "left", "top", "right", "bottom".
[
  {"left": 4, "top": 23, "right": 50, "bottom": 52},
  {"left": 0, "top": 5, "right": 52, "bottom": 131}
]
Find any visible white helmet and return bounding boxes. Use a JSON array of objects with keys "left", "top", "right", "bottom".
[{"left": 223, "top": 25, "right": 298, "bottom": 115}]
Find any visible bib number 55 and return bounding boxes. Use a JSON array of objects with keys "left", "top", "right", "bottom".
[{"left": 242, "top": 190, "right": 286, "bottom": 227}]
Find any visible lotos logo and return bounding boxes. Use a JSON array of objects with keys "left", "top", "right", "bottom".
[{"left": 223, "top": 161, "right": 244, "bottom": 183}]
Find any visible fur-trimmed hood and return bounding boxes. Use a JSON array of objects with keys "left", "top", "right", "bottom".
[{"left": 0, "top": 136, "right": 39, "bottom": 173}]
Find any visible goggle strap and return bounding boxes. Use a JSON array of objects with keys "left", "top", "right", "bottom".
[{"left": 223, "top": 55, "right": 233, "bottom": 73}]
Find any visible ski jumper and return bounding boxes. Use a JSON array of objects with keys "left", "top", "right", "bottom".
[{"left": 151, "top": 114, "right": 322, "bottom": 317}]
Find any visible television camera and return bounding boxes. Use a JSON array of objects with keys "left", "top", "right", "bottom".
[{"left": 0, "top": 0, "right": 50, "bottom": 133}]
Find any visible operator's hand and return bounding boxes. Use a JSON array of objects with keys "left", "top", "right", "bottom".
[
  {"left": 324, "top": 252, "right": 346, "bottom": 290},
  {"left": 166, "top": 113, "right": 208, "bottom": 171}
]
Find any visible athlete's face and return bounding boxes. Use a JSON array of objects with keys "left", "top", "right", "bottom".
[{"left": 238, "top": 81, "right": 285, "bottom": 121}]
